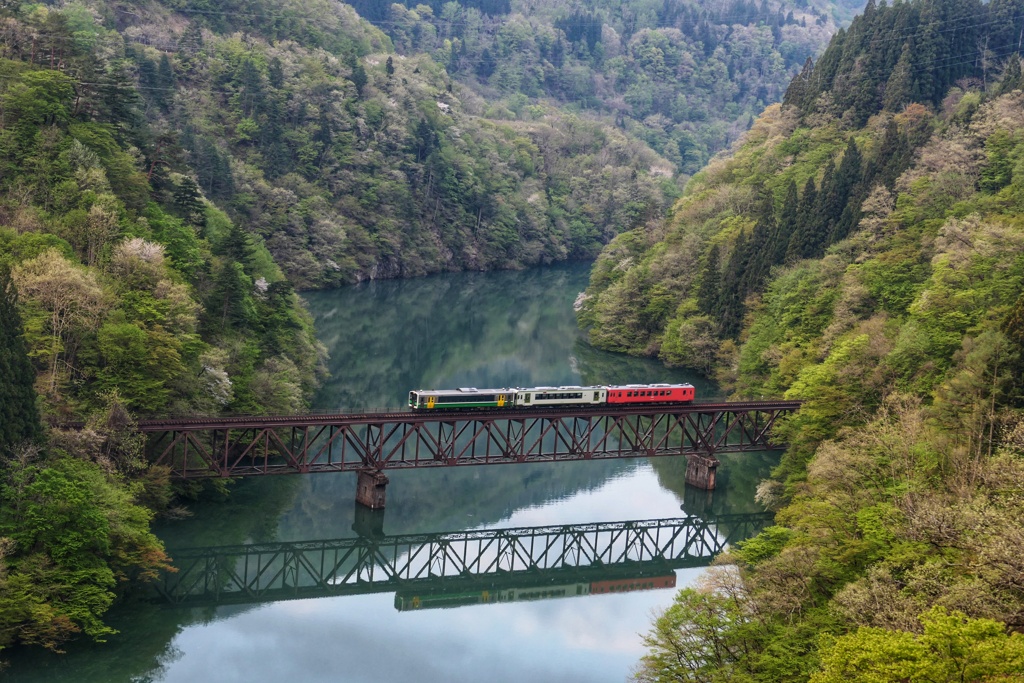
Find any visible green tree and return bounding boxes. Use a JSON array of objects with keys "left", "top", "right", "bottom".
[
  {"left": 812, "top": 607, "right": 1024, "bottom": 683},
  {"left": 774, "top": 179, "right": 800, "bottom": 266},
  {"left": 1, "top": 70, "right": 75, "bottom": 142},
  {"left": 787, "top": 174, "right": 820, "bottom": 261},
  {"left": 696, "top": 244, "right": 721, "bottom": 316},
  {"left": 634, "top": 585, "right": 753, "bottom": 682},
  {"left": 0, "top": 456, "right": 170, "bottom": 650},
  {"left": 882, "top": 43, "right": 913, "bottom": 112},
  {"left": 173, "top": 176, "right": 207, "bottom": 229},
  {"left": 0, "top": 267, "right": 41, "bottom": 453}
]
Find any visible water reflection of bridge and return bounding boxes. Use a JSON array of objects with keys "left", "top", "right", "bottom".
[{"left": 156, "top": 513, "right": 773, "bottom": 608}]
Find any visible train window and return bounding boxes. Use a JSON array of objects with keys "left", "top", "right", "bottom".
[
  {"left": 438, "top": 394, "right": 495, "bottom": 403},
  {"left": 627, "top": 392, "right": 632, "bottom": 397}
]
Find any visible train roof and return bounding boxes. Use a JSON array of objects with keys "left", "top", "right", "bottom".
[
  {"left": 410, "top": 388, "right": 512, "bottom": 395},
  {"left": 411, "top": 383, "right": 694, "bottom": 395}
]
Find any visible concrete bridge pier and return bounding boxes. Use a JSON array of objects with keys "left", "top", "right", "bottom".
[
  {"left": 685, "top": 453, "right": 718, "bottom": 490},
  {"left": 356, "top": 470, "right": 389, "bottom": 509}
]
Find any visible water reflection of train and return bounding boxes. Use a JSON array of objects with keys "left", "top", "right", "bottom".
[{"left": 395, "top": 574, "right": 677, "bottom": 611}]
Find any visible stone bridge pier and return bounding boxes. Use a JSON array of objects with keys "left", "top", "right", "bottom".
[{"left": 685, "top": 453, "right": 718, "bottom": 490}]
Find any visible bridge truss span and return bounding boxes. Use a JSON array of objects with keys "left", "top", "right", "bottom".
[
  {"left": 156, "top": 513, "right": 774, "bottom": 606},
  {"left": 143, "top": 401, "right": 799, "bottom": 479}
]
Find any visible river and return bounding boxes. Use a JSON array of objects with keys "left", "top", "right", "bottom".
[{"left": 6, "top": 262, "right": 776, "bottom": 682}]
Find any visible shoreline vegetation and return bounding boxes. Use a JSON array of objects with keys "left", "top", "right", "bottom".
[
  {"left": 4, "top": 0, "right": 1024, "bottom": 679},
  {"left": 574, "top": 0, "right": 1024, "bottom": 677}
]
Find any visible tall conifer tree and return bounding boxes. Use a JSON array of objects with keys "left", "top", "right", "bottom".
[
  {"left": 774, "top": 179, "right": 800, "bottom": 265},
  {"left": 718, "top": 232, "right": 749, "bottom": 338},
  {"left": 788, "top": 172, "right": 822, "bottom": 260},
  {"left": 696, "top": 244, "right": 721, "bottom": 317},
  {"left": 0, "top": 266, "right": 41, "bottom": 453}
]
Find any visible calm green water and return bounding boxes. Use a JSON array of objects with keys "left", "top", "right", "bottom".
[{"left": 6, "top": 263, "right": 775, "bottom": 683}]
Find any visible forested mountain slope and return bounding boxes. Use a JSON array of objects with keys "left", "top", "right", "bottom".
[
  {"left": 0, "top": 0, "right": 678, "bottom": 656},
  {"left": 574, "top": 0, "right": 1024, "bottom": 678},
  {"left": 352, "top": 0, "right": 843, "bottom": 175},
  {"left": 115, "top": 0, "right": 674, "bottom": 288},
  {"left": 0, "top": 0, "right": 348, "bottom": 655}
]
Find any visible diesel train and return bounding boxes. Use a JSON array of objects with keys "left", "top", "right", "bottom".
[
  {"left": 408, "top": 383, "right": 695, "bottom": 410},
  {"left": 395, "top": 574, "right": 677, "bottom": 610}
]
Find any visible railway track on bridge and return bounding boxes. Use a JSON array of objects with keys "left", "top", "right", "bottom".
[
  {"left": 138, "top": 401, "right": 800, "bottom": 499},
  {"left": 135, "top": 400, "right": 801, "bottom": 430}
]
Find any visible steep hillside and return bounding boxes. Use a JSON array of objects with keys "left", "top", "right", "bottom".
[
  {"left": 573, "top": 0, "right": 1024, "bottom": 678},
  {"left": 351, "top": 0, "right": 842, "bottom": 175},
  {"left": 114, "top": 0, "right": 673, "bottom": 288},
  {"left": 0, "top": 0, "right": 319, "bottom": 656}
]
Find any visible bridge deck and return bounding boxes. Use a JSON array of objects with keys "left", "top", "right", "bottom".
[
  {"left": 143, "top": 401, "right": 799, "bottom": 479},
  {"left": 137, "top": 400, "right": 801, "bottom": 430}
]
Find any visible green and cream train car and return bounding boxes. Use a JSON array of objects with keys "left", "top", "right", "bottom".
[{"left": 407, "top": 387, "right": 516, "bottom": 410}]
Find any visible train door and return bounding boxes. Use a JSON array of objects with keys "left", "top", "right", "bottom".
[{"left": 427, "top": 395, "right": 436, "bottom": 409}]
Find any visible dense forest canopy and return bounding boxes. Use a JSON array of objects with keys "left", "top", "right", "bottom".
[
  {"left": 0, "top": 0, "right": 704, "bottom": 656},
  {"left": 0, "top": 0, "right": 351, "bottom": 654},
  {"left": 574, "top": 0, "right": 1024, "bottom": 678},
  {"left": 101, "top": 0, "right": 680, "bottom": 289},
  {"left": 353, "top": 0, "right": 842, "bottom": 175}
]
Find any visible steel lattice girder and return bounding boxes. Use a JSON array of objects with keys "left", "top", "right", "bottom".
[
  {"left": 145, "top": 402, "right": 799, "bottom": 478},
  {"left": 156, "top": 514, "right": 773, "bottom": 605}
]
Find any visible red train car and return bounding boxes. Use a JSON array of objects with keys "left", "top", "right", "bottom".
[
  {"left": 604, "top": 383, "right": 695, "bottom": 405},
  {"left": 590, "top": 574, "right": 677, "bottom": 594}
]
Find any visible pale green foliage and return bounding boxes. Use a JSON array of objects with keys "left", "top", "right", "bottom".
[
  {"left": 634, "top": 575, "right": 751, "bottom": 683},
  {"left": 812, "top": 607, "right": 1024, "bottom": 683}
]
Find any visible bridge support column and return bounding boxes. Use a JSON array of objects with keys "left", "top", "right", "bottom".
[
  {"left": 352, "top": 502, "right": 386, "bottom": 537},
  {"left": 356, "top": 470, "right": 389, "bottom": 509},
  {"left": 685, "top": 453, "right": 718, "bottom": 490}
]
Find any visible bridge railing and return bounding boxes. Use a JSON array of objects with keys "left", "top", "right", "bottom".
[{"left": 141, "top": 402, "right": 800, "bottom": 480}]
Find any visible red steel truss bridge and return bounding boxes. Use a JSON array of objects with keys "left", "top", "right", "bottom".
[
  {"left": 155, "top": 513, "right": 773, "bottom": 607},
  {"left": 141, "top": 400, "right": 800, "bottom": 482}
]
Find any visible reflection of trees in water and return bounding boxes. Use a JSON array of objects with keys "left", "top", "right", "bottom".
[
  {"left": 303, "top": 264, "right": 595, "bottom": 412},
  {"left": 571, "top": 337, "right": 716, "bottom": 397},
  {"left": 652, "top": 451, "right": 780, "bottom": 518},
  {"left": 278, "top": 459, "right": 640, "bottom": 541},
  {"left": 5, "top": 512, "right": 773, "bottom": 683},
  {"left": 7, "top": 265, "right": 767, "bottom": 682}
]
